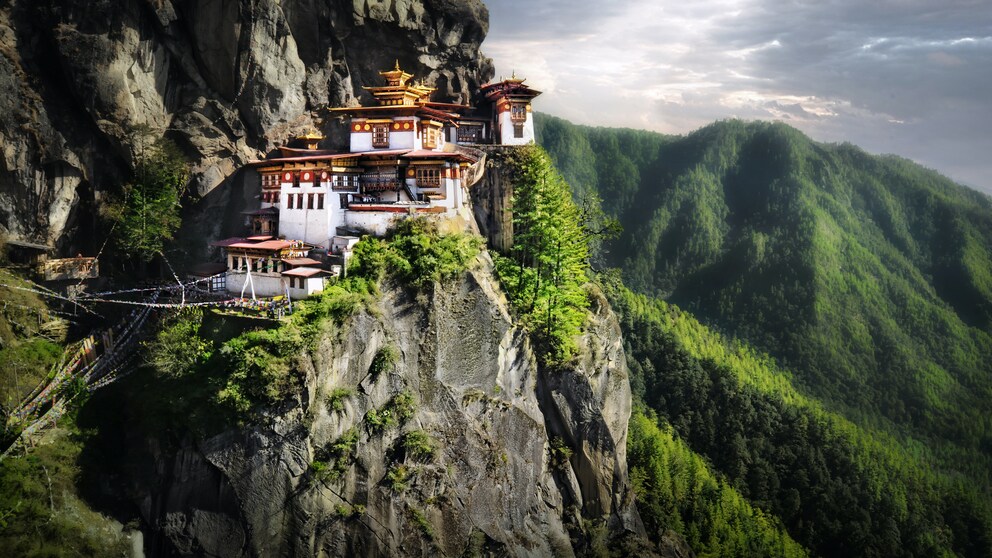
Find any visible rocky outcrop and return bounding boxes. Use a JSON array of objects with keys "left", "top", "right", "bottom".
[
  {"left": 536, "top": 284, "right": 640, "bottom": 534},
  {"left": 0, "top": 0, "right": 493, "bottom": 253},
  {"left": 469, "top": 146, "right": 516, "bottom": 252},
  {"left": 133, "top": 255, "right": 650, "bottom": 557}
]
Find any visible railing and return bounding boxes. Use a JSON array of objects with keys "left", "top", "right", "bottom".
[{"left": 361, "top": 180, "right": 399, "bottom": 192}]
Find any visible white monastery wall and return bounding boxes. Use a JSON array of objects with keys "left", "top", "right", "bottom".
[
  {"left": 345, "top": 211, "right": 399, "bottom": 236},
  {"left": 227, "top": 271, "right": 286, "bottom": 299},
  {"left": 497, "top": 111, "right": 535, "bottom": 145}
]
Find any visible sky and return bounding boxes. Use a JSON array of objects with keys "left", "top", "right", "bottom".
[{"left": 483, "top": 0, "right": 992, "bottom": 194}]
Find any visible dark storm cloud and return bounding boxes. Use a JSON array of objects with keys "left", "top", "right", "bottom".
[{"left": 484, "top": 0, "right": 992, "bottom": 192}]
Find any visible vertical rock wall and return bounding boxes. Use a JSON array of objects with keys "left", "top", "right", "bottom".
[
  {"left": 469, "top": 146, "right": 517, "bottom": 253},
  {"left": 0, "top": 0, "right": 494, "bottom": 253},
  {"left": 124, "top": 256, "right": 651, "bottom": 557}
]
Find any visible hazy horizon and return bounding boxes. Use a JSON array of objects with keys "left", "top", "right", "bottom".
[{"left": 483, "top": 0, "right": 992, "bottom": 194}]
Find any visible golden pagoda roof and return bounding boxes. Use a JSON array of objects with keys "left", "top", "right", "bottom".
[
  {"left": 298, "top": 130, "right": 325, "bottom": 140},
  {"left": 362, "top": 63, "right": 438, "bottom": 107},
  {"left": 506, "top": 71, "right": 525, "bottom": 84},
  {"left": 378, "top": 60, "right": 414, "bottom": 86}
]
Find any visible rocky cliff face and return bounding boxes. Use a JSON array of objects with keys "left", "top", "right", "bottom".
[
  {"left": 0, "top": 0, "right": 493, "bottom": 252},
  {"left": 129, "top": 255, "right": 648, "bottom": 557}
]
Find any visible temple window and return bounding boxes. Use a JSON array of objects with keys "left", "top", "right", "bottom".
[
  {"left": 286, "top": 194, "right": 294, "bottom": 209},
  {"left": 307, "top": 193, "right": 315, "bottom": 210},
  {"left": 317, "top": 193, "right": 325, "bottom": 210},
  {"left": 511, "top": 104, "right": 527, "bottom": 122},
  {"left": 372, "top": 124, "right": 390, "bottom": 148},
  {"left": 513, "top": 123, "right": 524, "bottom": 138},
  {"left": 416, "top": 168, "right": 441, "bottom": 188},
  {"left": 423, "top": 126, "right": 439, "bottom": 149},
  {"left": 362, "top": 169, "right": 399, "bottom": 192},
  {"left": 458, "top": 126, "right": 481, "bottom": 143}
]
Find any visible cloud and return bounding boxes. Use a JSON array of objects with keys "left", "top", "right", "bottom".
[{"left": 483, "top": 0, "right": 992, "bottom": 193}]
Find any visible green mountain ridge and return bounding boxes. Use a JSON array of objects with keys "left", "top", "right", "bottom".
[
  {"left": 536, "top": 114, "right": 992, "bottom": 556},
  {"left": 537, "top": 113, "right": 992, "bottom": 459}
]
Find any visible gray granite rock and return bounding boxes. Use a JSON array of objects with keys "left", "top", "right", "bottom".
[{"left": 136, "top": 256, "right": 655, "bottom": 557}]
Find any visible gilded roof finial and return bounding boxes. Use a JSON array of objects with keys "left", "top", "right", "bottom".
[{"left": 395, "top": 59, "right": 401, "bottom": 71}]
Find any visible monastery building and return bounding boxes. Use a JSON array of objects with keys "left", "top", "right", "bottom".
[{"left": 203, "top": 63, "right": 541, "bottom": 300}]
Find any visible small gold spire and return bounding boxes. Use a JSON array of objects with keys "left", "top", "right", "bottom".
[{"left": 395, "top": 59, "right": 401, "bottom": 71}]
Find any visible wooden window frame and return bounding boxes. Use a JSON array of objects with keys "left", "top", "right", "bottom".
[
  {"left": 372, "top": 124, "right": 390, "bottom": 148},
  {"left": 317, "top": 193, "right": 324, "bottom": 210},
  {"left": 423, "top": 126, "right": 439, "bottom": 149},
  {"left": 510, "top": 104, "right": 527, "bottom": 122},
  {"left": 416, "top": 167, "right": 442, "bottom": 188},
  {"left": 457, "top": 126, "right": 480, "bottom": 143}
]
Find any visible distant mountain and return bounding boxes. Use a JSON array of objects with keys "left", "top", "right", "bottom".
[{"left": 537, "top": 114, "right": 992, "bottom": 554}]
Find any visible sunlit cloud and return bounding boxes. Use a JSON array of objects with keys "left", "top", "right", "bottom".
[{"left": 483, "top": 0, "right": 992, "bottom": 193}]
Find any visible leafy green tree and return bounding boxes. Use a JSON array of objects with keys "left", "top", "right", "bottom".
[
  {"left": 108, "top": 137, "right": 189, "bottom": 261},
  {"left": 491, "top": 145, "right": 590, "bottom": 363},
  {"left": 603, "top": 278, "right": 992, "bottom": 558}
]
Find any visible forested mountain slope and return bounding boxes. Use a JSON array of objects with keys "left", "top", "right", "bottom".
[
  {"left": 536, "top": 115, "right": 992, "bottom": 482},
  {"left": 609, "top": 280, "right": 991, "bottom": 557}
]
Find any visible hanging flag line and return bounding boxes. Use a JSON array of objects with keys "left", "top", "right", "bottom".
[
  {"left": 0, "top": 283, "right": 102, "bottom": 316},
  {"left": 11, "top": 295, "right": 158, "bottom": 421},
  {"left": 75, "top": 273, "right": 226, "bottom": 299}
]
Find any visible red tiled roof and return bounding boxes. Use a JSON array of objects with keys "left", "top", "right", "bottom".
[
  {"left": 210, "top": 237, "right": 249, "bottom": 247},
  {"left": 402, "top": 150, "right": 473, "bottom": 161},
  {"left": 283, "top": 257, "right": 323, "bottom": 266},
  {"left": 248, "top": 152, "right": 358, "bottom": 166},
  {"left": 227, "top": 240, "right": 293, "bottom": 251},
  {"left": 351, "top": 149, "right": 411, "bottom": 158},
  {"left": 423, "top": 101, "right": 473, "bottom": 111},
  {"left": 282, "top": 267, "right": 331, "bottom": 278},
  {"left": 416, "top": 106, "right": 461, "bottom": 123}
]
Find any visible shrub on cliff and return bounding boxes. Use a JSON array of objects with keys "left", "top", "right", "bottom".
[
  {"left": 349, "top": 217, "right": 482, "bottom": 288},
  {"left": 106, "top": 137, "right": 189, "bottom": 261}
]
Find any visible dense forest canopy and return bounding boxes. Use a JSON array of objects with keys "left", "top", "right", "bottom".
[
  {"left": 537, "top": 114, "right": 992, "bottom": 556},
  {"left": 537, "top": 114, "right": 992, "bottom": 466}
]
